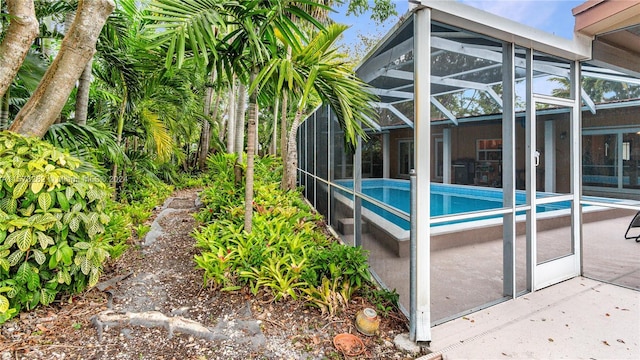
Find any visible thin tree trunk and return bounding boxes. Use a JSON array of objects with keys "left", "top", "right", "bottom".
[
  {"left": 0, "top": 0, "right": 39, "bottom": 99},
  {"left": 279, "top": 45, "right": 292, "bottom": 160},
  {"left": 284, "top": 109, "right": 304, "bottom": 191},
  {"left": 279, "top": 91, "right": 289, "bottom": 190},
  {"left": 270, "top": 98, "right": 278, "bottom": 155},
  {"left": 226, "top": 79, "right": 236, "bottom": 153},
  {"left": 198, "top": 70, "right": 216, "bottom": 169},
  {"left": 111, "top": 81, "right": 127, "bottom": 190},
  {"left": 0, "top": 90, "right": 10, "bottom": 130},
  {"left": 212, "top": 91, "right": 223, "bottom": 143},
  {"left": 75, "top": 58, "right": 93, "bottom": 125},
  {"left": 235, "top": 82, "right": 247, "bottom": 158},
  {"left": 198, "top": 120, "right": 211, "bottom": 169},
  {"left": 9, "top": 0, "right": 115, "bottom": 138},
  {"left": 244, "top": 71, "right": 258, "bottom": 233}
]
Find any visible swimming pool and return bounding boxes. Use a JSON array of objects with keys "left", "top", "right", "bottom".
[{"left": 336, "top": 179, "right": 571, "bottom": 231}]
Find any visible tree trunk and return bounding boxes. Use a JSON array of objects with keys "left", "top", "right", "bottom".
[
  {"left": 270, "top": 98, "right": 278, "bottom": 155},
  {"left": 212, "top": 91, "right": 223, "bottom": 143},
  {"left": 111, "top": 80, "right": 127, "bottom": 190},
  {"left": 244, "top": 71, "right": 259, "bottom": 233},
  {"left": 226, "top": 79, "right": 236, "bottom": 153},
  {"left": 235, "top": 82, "right": 247, "bottom": 158},
  {"left": 198, "top": 71, "right": 216, "bottom": 169},
  {"left": 279, "top": 91, "right": 289, "bottom": 190},
  {"left": 9, "top": 0, "right": 115, "bottom": 138},
  {"left": 198, "top": 120, "right": 211, "bottom": 170},
  {"left": 283, "top": 108, "right": 304, "bottom": 191},
  {"left": 0, "top": 90, "right": 9, "bottom": 130},
  {"left": 0, "top": 0, "right": 39, "bottom": 99},
  {"left": 74, "top": 57, "right": 93, "bottom": 125}
]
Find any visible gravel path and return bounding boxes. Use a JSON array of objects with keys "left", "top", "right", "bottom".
[{"left": 0, "top": 188, "right": 418, "bottom": 359}]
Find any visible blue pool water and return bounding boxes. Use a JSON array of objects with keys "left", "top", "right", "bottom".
[{"left": 337, "top": 179, "right": 571, "bottom": 230}]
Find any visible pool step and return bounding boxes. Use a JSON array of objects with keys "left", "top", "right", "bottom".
[{"left": 337, "top": 218, "right": 369, "bottom": 235}]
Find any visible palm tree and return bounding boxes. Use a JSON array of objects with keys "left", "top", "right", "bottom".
[
  {"left": 252, "top": 23, "right": 377, "bottom": 190},
  {"left": 88, "top": 0, "right": 210, "bottom": 191},
  {"left": 144, "top": 0, "right": 324, "bottom": 232}
]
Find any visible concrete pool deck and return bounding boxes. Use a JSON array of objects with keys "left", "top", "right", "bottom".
[
  {"left": 419, "top": 277, "right": 640, "bottom": 360},
  {"left": 340, "top": 208, "right": 640, "bottom": 358}
]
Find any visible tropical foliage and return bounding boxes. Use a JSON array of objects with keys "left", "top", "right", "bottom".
[
  {"left": 0, "top": 132, "right": 112, "bottom": 322},
  {"left": 193, "top": 154, "right": 381, "bottom": 315},
  {"left": 0, "top": 0, "right": 398, "bottom": 321}
]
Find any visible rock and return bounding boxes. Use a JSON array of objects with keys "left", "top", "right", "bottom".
[{"left": 393, "top": 333, "right": 421, "bottom": 354}]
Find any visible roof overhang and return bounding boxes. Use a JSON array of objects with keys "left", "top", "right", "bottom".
[{"left": 573, "top": 0, "right": 640, "bottom": 77}]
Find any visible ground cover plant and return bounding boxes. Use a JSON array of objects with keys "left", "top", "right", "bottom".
[{"left": 194, "top": 154, "right": 398, "bottom": 316}]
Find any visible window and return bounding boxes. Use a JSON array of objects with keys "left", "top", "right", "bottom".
[
  {"left": 398, "top": 140, "right": 414, "bottom": 177},
  {"left": 435, "top": 138, "right": 443, "bottom": 179},
  {"left": 477, "top": 139, "right": 502, "bottom": 162},
  {"left": 623, "top": 141, "right": 631, "bottom": 161}
]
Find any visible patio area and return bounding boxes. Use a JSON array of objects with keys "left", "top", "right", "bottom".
[
  {"left": 298, "top": 0, "right": 640, "bottom": 343},
  {"left": 347, "top": 207, "right": 640, "bottom": 324},
  {"left": 420, "top": 276, "right": 640, "bottom": 359}
]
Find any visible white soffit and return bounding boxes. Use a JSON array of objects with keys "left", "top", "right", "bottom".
[{"left": 417, "top": 0, "right": 592, "bottom": 60}]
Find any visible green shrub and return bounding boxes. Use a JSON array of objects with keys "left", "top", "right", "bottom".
[
  {"left": 193, "top": 154, "right": 371, "bottom": 314},
  {"left": 102, "top": 201, "right": 133, "bottom": 259},
  {"left": 303, "top": 242, "right": 371, "bottom": 288},
  {"left": 194, "top": 153, "right": 243, "bottom": 224},
  {"left": 361, "top": 287, "right": 400, "bottom": 316},
  {"left": 0, "top": 132, "right": 113, "bottom": 323},
  {"left": 174, "top": 172, "right": 208, "bottom": 190}
]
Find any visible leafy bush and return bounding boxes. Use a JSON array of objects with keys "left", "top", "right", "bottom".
[
  {"left": 303, "top": 242, "right": 371, "bottom": 289},
  {"left": 119, "top": 171, "right": 173, "bottom": 225},
  {"left": 0, "top": 132, "right": 113, "bottom": 323},
  {"left": 194, "top": 153, "right": 242, "bottom": 224},
  {"left": 101, "top": 201, "right": 133, "bottom": 259},
  {"left": 193, "top": 154, "right": 373, "bottom": 315},
  {"left": 362, "top": 287, "right": 400, "bottom": 316},
  {"left": 173, "top": 172, "right": 208, "bottom": 190}
]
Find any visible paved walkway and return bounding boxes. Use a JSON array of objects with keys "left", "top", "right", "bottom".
[{"left": 420, "top": 277, "right": 640, "bottom": 360}]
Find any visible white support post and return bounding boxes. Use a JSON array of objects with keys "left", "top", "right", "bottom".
[
  {"left": 525, "top": 48, "right": 536, "bottom": 291},
  {"left": 570, "top": 61, "right": 582, "bottom": 274},
  {"left": 443, "top": 128, "right": 451, "bottom": 184},
  {"left": 413, "top": 8, "right": 432, "bottom": 343},
  {"left": 502, "top": 42, "right": 516, "bottom": 298},
  {"left": 354, "top": 135, "right": 362, "bottom": 247}
]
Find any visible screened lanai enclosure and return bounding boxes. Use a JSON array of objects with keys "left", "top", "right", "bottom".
[{"left": 297, "top": 1, "right": 640, "bottom": 342}]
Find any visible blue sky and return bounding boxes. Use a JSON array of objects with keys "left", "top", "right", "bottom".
[{"left": 331, "top": 0, "right": 584, "bottom": 50}]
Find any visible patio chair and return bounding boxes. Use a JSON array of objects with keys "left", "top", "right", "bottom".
[{"left": 624, "top": 211, "right": 640, "bottom": 242}]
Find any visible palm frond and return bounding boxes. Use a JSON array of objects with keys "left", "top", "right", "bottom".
[
  {"left": 139, "top": 107, "right": 174, "bottom": 162},
  {"left": 43, "top": 122, "right": 126, "bottom": 174},
  {"left": 144, "top": 0, "right": 225, "bottom": 68}
]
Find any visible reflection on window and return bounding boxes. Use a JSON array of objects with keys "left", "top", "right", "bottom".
[
  {"left": 623, "top": 141, "right": 631, "bottom": 161},
  {"left": 477, "top": 139, "right": 503, "bottom": 162},
  {"left": 399, "top": 140, "right": 414, "bottom": 177},
  {"left": 362, "top": 135, "right": 383, "bottom": 178},
  {"left": 583, "top": 134, "right": 617, "bottom": 188},
  {"left": 583, "top": 132, "right": 640, "bottom": 190}
]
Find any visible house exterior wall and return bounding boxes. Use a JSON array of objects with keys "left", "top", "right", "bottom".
[
  {"left": 384, "top": 105, "right": 639, "bottom": 192},
  {"left": 583, "top": 105, "right": 640, "bottom": 128}
]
